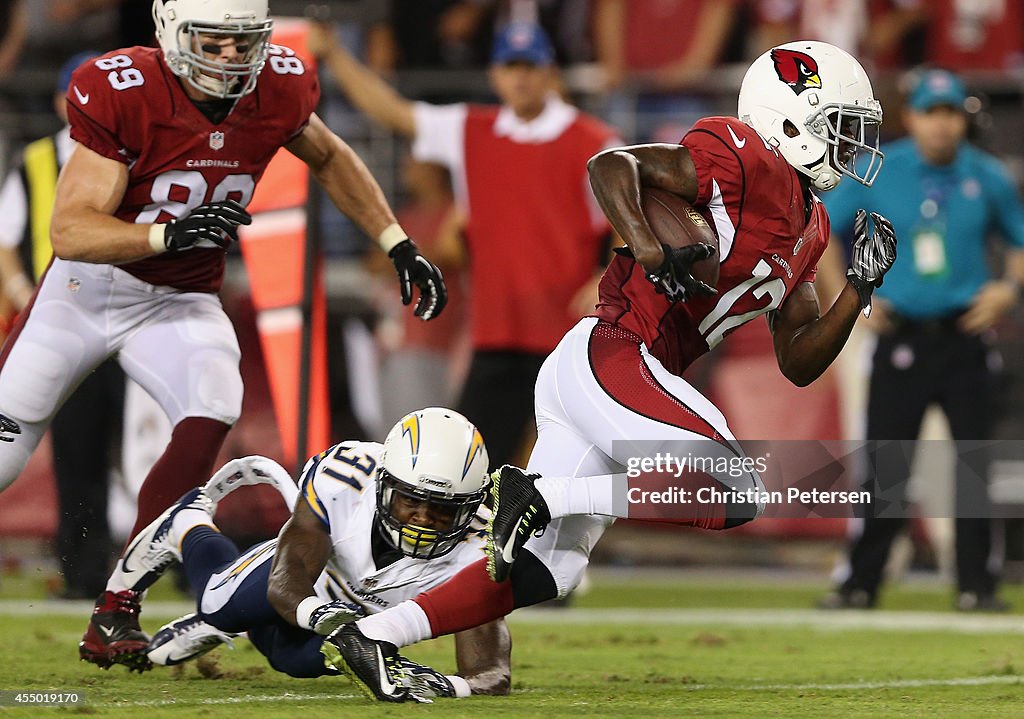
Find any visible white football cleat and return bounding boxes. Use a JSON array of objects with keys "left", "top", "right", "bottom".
[
  {"left": 203, "top": 456, "right": 299, "bottom": 508},
  {"left": 117, "top": 488, "right": 216, "bottom": 593},
  {"left": 148, "top": 613, "right": 236, "bottom": 666}
]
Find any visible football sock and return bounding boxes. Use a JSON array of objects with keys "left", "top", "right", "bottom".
[
  {"left": 127, "top": 417, "right": 230, "bottom": 542},
  {"left": 535, "top": 474, "right": 622, "bottom": 518},
  {"left": 355, "top": 600, "right": 433, "bottom": 648},
  {"left": 180, "top": 526, "right": 238, "bottom": 595},
  {"left": 415, "top": 557, "right": 515, "bottom": 637}
]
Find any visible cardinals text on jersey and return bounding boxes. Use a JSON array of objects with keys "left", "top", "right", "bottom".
[{"left": 65, "top": 45, "right": 319, "bottom": 292}]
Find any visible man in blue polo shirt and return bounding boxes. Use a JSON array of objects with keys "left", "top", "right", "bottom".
[{"left": 819, "top": 67, "right": 1024, "bottom": 612}]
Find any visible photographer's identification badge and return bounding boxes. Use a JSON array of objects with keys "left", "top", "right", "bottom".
[{"left": 913, "top": 230, "right": 947, "bottom": 277}]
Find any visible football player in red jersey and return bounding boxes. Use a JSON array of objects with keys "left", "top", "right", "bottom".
[
  {"left": 315, "top": 41, "right": 900, "bottom": 701},
  {"left": 0, "top": 0, "right": 447, "bottom": 672}
]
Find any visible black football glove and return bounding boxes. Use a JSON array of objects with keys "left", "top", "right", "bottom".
[
  {"left": 389, "top": 239, "right": 448, "bottom": 321},
  {"left": 846, "top": 209, "right": 897, "bottom": 318},
  {"left": 163, "top": 200, "right": 252, "bottom": 252},
  {"left": 644, "top": 242, "right": 717, "bottom": 303},
  {"left": 0, "top": 413, "right": 20, "bottom": 443}
]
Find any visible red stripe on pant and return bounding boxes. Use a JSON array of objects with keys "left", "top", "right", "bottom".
[
  {"left": 589, "top": 321, "right": 727, "bottom": 529},
  {"left": 587, "top": 321, "right": 724, "bottom": 441}
]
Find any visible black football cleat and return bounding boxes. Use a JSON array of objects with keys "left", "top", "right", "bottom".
[
  {"left": 79, "top": 590, "right": 152, "bottom": 672},
  {"left": 321, "top": 625, "right": 418, "bottom": 703},
  {"left": 486, "top": 465, "right": 551, "bottom": 583}
]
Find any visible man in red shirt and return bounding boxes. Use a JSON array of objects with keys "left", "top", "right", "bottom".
[
  {"left": 308, "top": 21, "right": 620, "bottom": 470},
  {"left": 0, "top": 0, "right": 448, "bottom": 672},
  {"left": 319, "top": 41, "right": 900, "bottom": 701}
]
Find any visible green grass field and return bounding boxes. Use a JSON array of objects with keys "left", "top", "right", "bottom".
[{"left": 2, "top": 570, "right": 1023, "bottom": 718}]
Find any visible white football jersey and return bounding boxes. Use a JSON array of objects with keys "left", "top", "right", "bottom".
[{"left": 298, "top": 440, "right": 489, "bottom": 613}]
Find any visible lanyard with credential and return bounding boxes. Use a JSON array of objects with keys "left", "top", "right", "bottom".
[{"left": 912, "top": 170, "right": 957, "bottom": 279}]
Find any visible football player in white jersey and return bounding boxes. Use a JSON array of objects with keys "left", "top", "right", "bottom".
[{"left": 106, "top": 408, "right": 508, "bottom": 702}]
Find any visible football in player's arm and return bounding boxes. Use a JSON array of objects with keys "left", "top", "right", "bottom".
[{"left": 587, "top": 141, "right": 896, "bottom": 387}]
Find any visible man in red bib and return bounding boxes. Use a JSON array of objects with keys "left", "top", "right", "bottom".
[{"left": 308, "top": 21, "right": 621, "bottom": 470}]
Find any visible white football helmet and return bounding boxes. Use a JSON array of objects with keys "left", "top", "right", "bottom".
[
  {"left": 377, "top": 408, "right": 490, "bottom": 559},
  {"left": 152, "top": 0, "right": 273, "bottom": 99},
  {"left": 738, "top": 40, "right": 884, "bottom": 191}
]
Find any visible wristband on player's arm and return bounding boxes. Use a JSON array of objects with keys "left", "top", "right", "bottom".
[
  {"left": 148, "top": 223, "right": 168, "bottom": 254},
  {"left": 294, "top": 596, "right": 325, "bottom": 630},
  {"left": 446, "top": 676, "right": 472, "bottom": 698},
  {"left": 377, "top": 223, "right": 408, "bottom": 253}
]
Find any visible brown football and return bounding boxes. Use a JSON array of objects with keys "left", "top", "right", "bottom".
[{"left": 641, "top": 187, "right": 720, "bottom": 288}]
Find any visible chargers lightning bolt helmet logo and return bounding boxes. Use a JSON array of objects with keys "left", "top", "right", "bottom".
[
  {"left": 401, "top": 414, "right": 421, "bottom": 468},
  {"left": 462, "top": 429, "right": 485, "bottom": 480},
  {"left": 771, "top": 48, "right": 822, "bottom": 95}
]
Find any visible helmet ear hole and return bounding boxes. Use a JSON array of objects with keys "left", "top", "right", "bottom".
[{"left": 783, "top": 120, "right": 800, "bottom": 138}]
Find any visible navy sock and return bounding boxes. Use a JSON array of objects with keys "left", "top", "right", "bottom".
[{"left": 180, "top": 526, "right": 239, "bottom": 594}]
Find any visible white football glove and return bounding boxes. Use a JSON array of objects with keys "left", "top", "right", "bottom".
[
  {"left": 299, "top": 599, "right": 367, "bottom": 635},
  {"left": 397, "top": 657, "right": 472, "bottom": 699},
  {"left": 846, "top": 209, "right": 897, "bottom": 318}
]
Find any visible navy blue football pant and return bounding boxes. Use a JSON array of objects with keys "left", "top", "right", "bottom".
[{"left": 181, "top": 528, "right": 331, "bottom": 678}]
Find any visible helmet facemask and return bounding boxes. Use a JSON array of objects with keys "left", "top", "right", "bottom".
[
  {"left": 804, "top": 103, "right": 884, "bottom": 190},
  {"left": 375, "top": 467, "right": 487, "bottom": 559},
  {"left": 182, "top": 21, "right": 272, "bottom": 98}
]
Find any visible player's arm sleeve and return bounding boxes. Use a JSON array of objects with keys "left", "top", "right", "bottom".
[
  {"left": 298, "top": 451, "right": 332, "bottom": 531},
  {"left": 284, "top": 59, "right": 322, "bottom": 143},
  {"left": 682, "top": 119, "right": 746, "bottom": 207},
  {"left": 65, "top": 64, "right": 135, "bottom": 165},
  {"left": 453, "top": 618, "right": 512, "bottom": 696},
  {"left": 411, "top": 102, "right": 467, "bottom": 168}
]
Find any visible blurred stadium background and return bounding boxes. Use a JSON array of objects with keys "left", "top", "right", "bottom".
[{"left": 2, "top": 0, "right": 1024, "bottom": 612}]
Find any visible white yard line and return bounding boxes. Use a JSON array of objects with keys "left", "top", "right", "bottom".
[
  {"left": 88, "top": 693, "right": 358, "bottom": 708},
  {"left": 4, "top": 600, "right": 1022, "bottom": 635},
  {"left": 682, "top": 676, "right": 1024, "bottom": 692},
  {"left": 79, "top": 676, "right": 1024, "bottom": 707},
  {"left": 511, "top": 607, "right": 1024, "bottom": 634}
]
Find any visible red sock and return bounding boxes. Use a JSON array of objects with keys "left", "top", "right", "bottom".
[
  {"left": 126, "top": 417, "right": 230, "bottom": 543},
  {"left": 415, "top": 557, "right": 514, "bottom": 637}
]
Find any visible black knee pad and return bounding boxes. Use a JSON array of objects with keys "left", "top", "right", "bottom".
[{"left": 510, "top": 549, "right": 558, "bottom": 608}]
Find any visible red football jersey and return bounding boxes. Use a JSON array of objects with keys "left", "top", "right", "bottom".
[
  {"left": 594, "top": 117, "right": 830, "bottom": 376},
  {"left": 67, "top": 45, "right": 319, "bottom": 292}
]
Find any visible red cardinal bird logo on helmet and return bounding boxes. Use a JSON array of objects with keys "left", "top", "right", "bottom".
[{"left": 771, "top": 48, "right": 822, "bottom": 95}]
